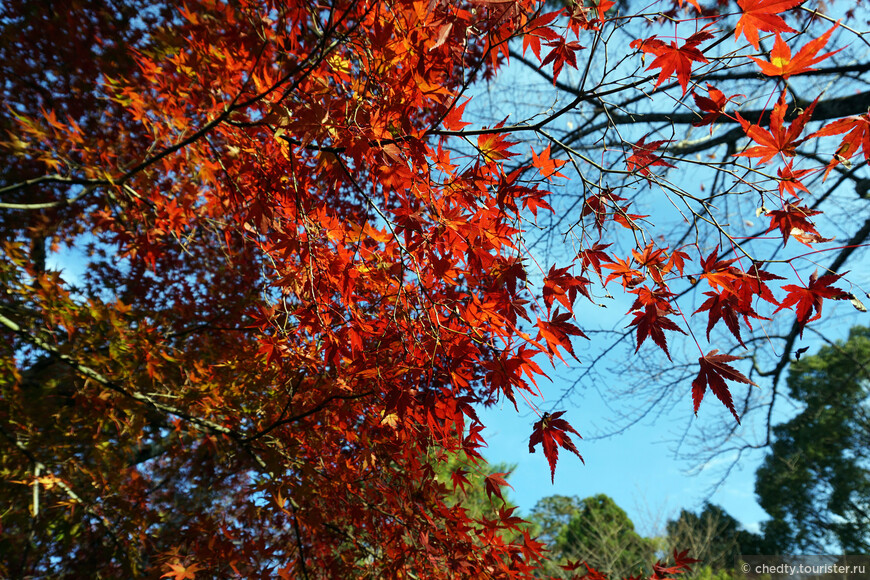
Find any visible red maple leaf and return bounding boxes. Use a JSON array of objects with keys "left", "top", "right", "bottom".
[
  {"left": 734, "top": 0, "right": 802, "bottom": 50},
  {"left": 561, "top": 559, "right": 585, "bottom": 572},
  {"left": 644, "top": 29, "right": 713, "bottom": 94},
  {"left": 809, "top": 113, "right": 870, "bottom": 179},
  {"left": 631, "top": 35, "right": 666, "bottom": 57},
  {"left": 741, "top": 262, "right": 784, "bottom": 307},
  {"left": 613, "top": 203, "right": 649, "bottom": 230},
  {"left": 626, "top": 135, "right": 676, "bottom": 176},
  {"left": 536, "top": 308, "right": 587, "bottom": 362},
  {"left": 582, "top": 563, "right": 611, "bottom": 580},
  {"left": 450, "top": 468, "right": 472, "bottom": 494},
  {"left": 578, "top": 243, "right": 614, "bottom": 279},
  {"left": 734, "top": 91, "right": 816, "bottom": 164},
  {"left": 776, "top": 162, "right": 816, "bottom": 198},
  {"left": 543, "top": 265, "right": 592, "bottom": 311},
  {"left": 498, "top": 505, "right": 526, "bottom": 532},
  {"left": 541, "top": 37, "right": 585, "bottom": 84},
  {"left": 442, "top": 97, "right": 472, "bottom": 131},
  {"left": 652, "top": 549, "right": 701, "bottom": 579},
  {"left": 484, "top": 472, "right": 513, "bottom": 503},
  {"left": 567, "top": 3, "right": 598, "bottom": 34},
  {"left": 692, "top": 350, "right": 756, "bottom": 423},
  {"left": 629, "top": 304, "right": 686, "bottom": 360},
  {"left": 521, "top": 10, "right": 561, "bottom": 60},
  {"left": 528, "top": 411, "right": 584, "bottom": 483},
  {"left": 523, "top": 192, "right": 555, "bottom": 219},
  {"left": 695, "top": 291, "right": 747, "bottom": 346},
  {"left": 694, "top": 262, "right": 781, "bottom": 347},
  {"left": 765, "top": 203, "right": 825, "bottom": 246},
  {"left": 774, "top": 270, "right": 848, "bottom": 333},
  {"left": 692, "top": 84, "right": 728, "bottom": 129},
  {"left": 581, "top": 189, "right": 625, "bottom": 232},
  {"left": 751, "top": 23, "right": 841, "bottom": 79},
  {"left": 630, "top": 285, "right": 676, "bottom": 312}
]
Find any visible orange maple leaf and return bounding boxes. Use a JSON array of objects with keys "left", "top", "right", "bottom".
[
  {"left": 531, "top": 144, "right": 567, "bottom": 181},
  {"left": 161, "top": 563, "right": 202, "bottom": 580},
  {"left": 477, "top": 131, "right": 517, "bottom": 161},
  {"left": 595, "top": 0, "right": 616, "bottom": 18},
  {"left": 734, "top": 0, "right": 802, "bottom": 50},
  {"left": 697, "top": 247, "right": 740, "bottom": 293},
  {"left": 543, "top": 265, "right": 592, "bottom": 311},
  {"left": 677, "top": 0, "right": 702, "bottom": 12},
  {"left": 441, "top": 97, "right": 472, "bottom": 131},
  {"left": 734, "top": 91, "right": 817, "bottom": 164},
  {"left": 809, "top": 113, "right": 870, "bottom": 178},
  {"left": 751, "top": 23, "right": 840, "bottom": 79},
  {"left": 603, "top": 255, "right": 644, "bottom": 289}
]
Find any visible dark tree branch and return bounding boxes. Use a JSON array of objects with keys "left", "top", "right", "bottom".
[{"left": 604, "top": 90, "right": 870, "bottom": 128}]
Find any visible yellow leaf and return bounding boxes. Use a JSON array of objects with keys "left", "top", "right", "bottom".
[{"left": 161, "top": 562, "right": 202, "bottom": 580}]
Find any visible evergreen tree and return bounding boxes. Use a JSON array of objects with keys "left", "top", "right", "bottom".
[
  {"left": 755, "top": 327, "right": 870, "bottom": 554},
  {"left": 666, "top": 503, "right": 768, "bottom": 572},
  {"left": 530, "top": 494, "right": 656, "bottom": 578}
]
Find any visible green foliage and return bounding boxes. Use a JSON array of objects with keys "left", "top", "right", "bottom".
[
  {"left": 755, "top": 327, "right": 870, "bottom": 554},
  {"left": 529, "top": 494, "right": 656, "bottom": 578},
  {"left": 436, "top": 452, "right": 518, "bottom": 520},
  {"left": 529, "top": 495, "right": 582, "bottom": 548},
  {"left": 665, "top": 503, "right": 768, "bottom": 573}
]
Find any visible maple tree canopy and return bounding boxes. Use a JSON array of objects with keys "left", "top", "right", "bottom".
[{"left": 1, "top": 0, "right": 869, "bottom": 577}]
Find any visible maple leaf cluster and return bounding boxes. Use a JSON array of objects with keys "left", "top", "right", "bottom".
[{"left": 0, "top": 0, "right": 865, "bottom": 577}]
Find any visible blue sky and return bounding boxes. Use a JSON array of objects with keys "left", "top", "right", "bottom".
[{"left": 477, "top": 385, "right": 769, "bottom": 537}]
